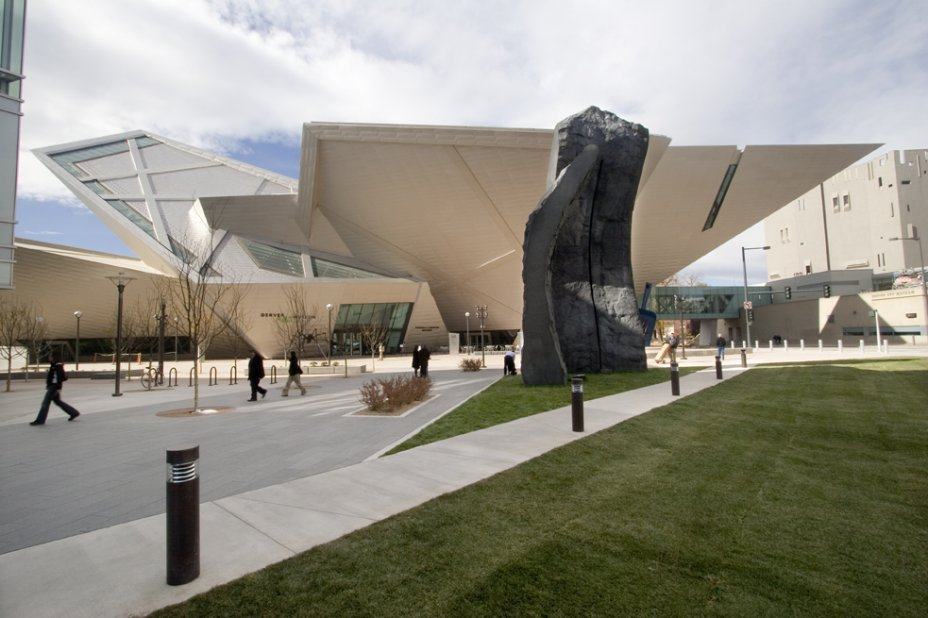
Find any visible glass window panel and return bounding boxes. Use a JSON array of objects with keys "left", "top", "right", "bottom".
[
  {"left": 82, "top": 180, "right": 111, "bottom": 195},
  {"left": 135, "top": 136, "right": 160, "bottom": 148},
  {"left": 240, "top": 239, "right": 304, "bottom": 277},
  {"left": 311, "top": 257, "right": 380, "bottom": 279},
  {"left": 50, "top": 141, "right": 130, "bottom": 179},
  {"left": 105, "top": 199, "right": 156, "bottom": 241}
]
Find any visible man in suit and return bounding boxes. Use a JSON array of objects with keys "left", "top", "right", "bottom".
[
  {"left": 247, "top": 350, "right": 267, "bottom": 401},
  {"left": 30, "top": 354, "right": 80, "bottom": 425}
]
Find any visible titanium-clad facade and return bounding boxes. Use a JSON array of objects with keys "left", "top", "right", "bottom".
[{"left": 0, "top": 0, "right": 26, "bottom": 288}]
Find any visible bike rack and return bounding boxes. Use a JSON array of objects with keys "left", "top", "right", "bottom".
[
  {"left": 168, "top": 367, "right": 178, "bottom": 387},
  {"left": 229, "top": 365, "right": 237, "bottom": 385},
  {"left": 270, "top": 365, "right": 278, "bottom": 384},
  {"left": 188, "top": 367, "right": 195, "bottom": 387},
  {"left": 208, "top": 367, "right": 218, "bottom": 386}
]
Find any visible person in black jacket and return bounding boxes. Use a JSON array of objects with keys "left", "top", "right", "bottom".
[
  {"left": 247, "top": 351, "right": 267, "bottom": 401},
  {"left": 411, "top": 345, "right": 421, "bottom": 377},
  {"left": 418, "top": 345, "right": 431, "bottom": 378},
  {"left": 30, "top": 355, "right": 80, "bottom": 425},
  {"left": 716, "top": 333, "right": 727, "bottom": 360},
  {"left": 282, "top": 351, "right": 306, "bottom": 396}
]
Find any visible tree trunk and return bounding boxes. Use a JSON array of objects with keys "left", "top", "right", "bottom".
[
  {"left": 5, "top": 356, "right": 11, "bottom": 392},
  {"left": 192, "top": 356, "right": 199, "bottom": 412}
]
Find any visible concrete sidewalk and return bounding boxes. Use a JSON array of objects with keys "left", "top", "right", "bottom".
[{"left": 0, "top": 366, "right": 745, "bottom": 617}]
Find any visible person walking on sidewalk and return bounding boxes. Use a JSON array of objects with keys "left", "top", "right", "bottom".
[
  {"left": 282, "top": 351, "right": 306, "bottom": 396},
  {"left": 30, "top": 355, "right": 80, "bottom": 425},
  {"left": 247, "top": 350, "right": 267, "bottom": 401},
  {"left": 716, "top": 333, "right": 727, "bottom": 360},
  {"left": 418, "top": 345, "right": 431, "bottom": 378}
]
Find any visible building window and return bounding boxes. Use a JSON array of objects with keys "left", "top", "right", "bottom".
[
  {"left": 842, "top": 194, "right": 851, "bottom": 211},
  {"left": 890, "top": 202, "right": 894, "bottom": 218},
  {"left": 105, "top": 199, "right": 157, "bottom": 241},
  {"left": 832, "top": 196, "right": 840, "bottom": 212},
  {"left": 333, "top": 303, "right": 413, "bottom": 354},
  {"left": 901, "top": 180, "right": 910, "bottom": 185},
  {"left": 877, "top": 254, "right": 882, "bottom": 267},
  {"left": 311, "top": 257, "right": 380, "bottom": 279},
  {"left": 878, "top": 177, "right": 883, "bottom": 187},
  {"left": 240, "top": 239, "right": 304, "bottom": 277},
  {"left": 701, "top": 163, "right": 738, "bottom": 231},
  {"left": 805, "top": 264, "right": 812, "bottom": 274},
  {"left": 50, "top": 141, "right": 131, "bottom": 179}
]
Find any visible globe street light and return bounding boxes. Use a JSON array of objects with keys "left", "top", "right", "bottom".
[
  {"left": 889, "top": 234, "right": 928, "bottom": 343},
  {"left": 474, "top": 305, "right": 488, "bottom": 367},
  {"left": 106, "top": 272, "right": 135, "bottom": 397},
  {"left": 741, "top": 245, "right": 770, "bottom": 348},
  {"left": 73, "top": 310, "right": 82, "bottom": 370},
  {"left": 464, "top": 311, "right": 471, "bottom": 354}
]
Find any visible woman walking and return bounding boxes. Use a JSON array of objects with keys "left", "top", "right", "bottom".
[{"left": 247, "top": 350, "right": 267, "bottom": 401}]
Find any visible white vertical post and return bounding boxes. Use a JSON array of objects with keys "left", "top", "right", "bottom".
[
  {"left": 741, "top": 340, "right": 746, "bottom": 350},
  {"left": 768, "top": 340, "right": 773, "bottom": 350},
  {"left": 818, "top": 339, "right": 823, "bottom": 351},
  {"left": 800, "top": 339, "right": 805, "bottom": 350},
  {"left": 838, "top": 340, "right": 843, "bottom": 352},
  {"left": 784, "top": 339, "right": 789, "bottom": 351},
  {"left": 859, "top": 339, "right": 864, "bottom": 353},
  {"left": 883, "top": 340, "right": 888, "bottom": 354},
  {"left": 730, "top": 340, "right": 735, "bottom": 349},
  {"left": 754, "top": 339, "right": 758, "bottom": 350}
]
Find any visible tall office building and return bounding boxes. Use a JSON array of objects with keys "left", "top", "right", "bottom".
[
  {"left": 0, "top": 0, "right": 26, "bottom": 289},
  {"left": 764, "top": 149, "right": 928, "bottom": 287}
]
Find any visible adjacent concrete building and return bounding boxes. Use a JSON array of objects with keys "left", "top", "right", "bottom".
[{"left": 0, "top": 0, "right": 26, "bottom": 289}]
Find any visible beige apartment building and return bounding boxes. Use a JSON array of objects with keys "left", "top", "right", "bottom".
[{"left": 765, "top": 149, "right": 928, "bottom": 282}]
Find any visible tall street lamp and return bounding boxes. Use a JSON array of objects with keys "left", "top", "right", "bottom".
[
  {"left": 474, "top": 305, "right": 488, "bottom": 367},
  {"left": 73, "top": 311, "right": 82, "bottom": 370},
  {"left": 741, "top": 245, "right": 770, "bottom": 348},
  {"left": 325, "top": 303, "right": 333, "bottom": 362},
  {"left": 173, "top": 316, "right": 179, "bottom": 361},
  {"left": 154, "top": 299, "right": 166, "bottom": 384},
  {"left": 890, "top": 234, "right": 928, "bottom": 343},
  {"left": 464, "top": 311, "right": 471, "bottom": 354},
  {"left": 106, "top": 272, "right": 135, "bottom": 397}
]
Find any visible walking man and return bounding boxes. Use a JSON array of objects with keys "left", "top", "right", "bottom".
[
  {"left": 247, "top": 350, "right": 267, "bottom": 401},
  {"left": 716, "top": 333, "right": 727, "bottom": 360},
  {"left": 411, "top": 345, "right": 421, "bottom": 377},
  {"left": 30, "top": 354, "right": 80, "bottom": 425},
  {"left": 282, "top": 351, "right": 306, "bottom": 396},
  {"left": 418, "top": 345, "right": 431, "bottom": 378}
]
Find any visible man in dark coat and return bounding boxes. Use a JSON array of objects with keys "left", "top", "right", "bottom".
[
  {"left": 411, "top": 345, "right": 421, "bottom": 377},
  {"left": 31, "top": 354, "right": 80, "bottom": 425},
  {"left": 419, "top": 345, "right": 431, "bottom": 378},
  {"left": 247, "top": 350, "right": 267, "bottom": 401},
  {"left": 282, "top": 351, "right": 306, "bottom": 396}
]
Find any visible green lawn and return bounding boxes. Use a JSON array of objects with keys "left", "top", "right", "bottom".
[
  {"left": 388, "top": 366, "right": 700, "bottom": 454},
  {"left": 155, "top": 359, "right": 928, "bottom": 617}
]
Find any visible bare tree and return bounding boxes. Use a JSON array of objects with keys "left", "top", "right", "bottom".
[
  {"left": 359, "top": 321, "right": 390, "bottom": 371},
  {"left": 0, "top": 298, "right": 31, "bottom": 392},
  {"left": 273, "top": 285, "right": 321, "bottom": 358},
  {"left": 166, "top": 234, "right": 246, "bottom": 413},
  {"left": 22, "top": 309, "right": 49, "bottom": 379}
]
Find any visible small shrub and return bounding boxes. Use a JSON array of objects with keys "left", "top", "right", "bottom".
[
  {"left": 332, "top": 361, "right": 339, "bottom": 366},
  {"left": 320, "top": 361, "right": 329, "bottom": 367},
  {"left": 460, "top": 358, "right": 482, "bottom": 372},
  {"left": 360, "top": 375, "right": 432, "bottom": 412},
  {"left": 310, "top": 361, "right": 318, "bottom": 367}
]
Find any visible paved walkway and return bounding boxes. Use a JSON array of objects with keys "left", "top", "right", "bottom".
[
  {"left": 0, "top": 365, "right": 745, "bottom": 618},
  {"left": 0, "top": 368, "right": 497, "bottom": 554}
]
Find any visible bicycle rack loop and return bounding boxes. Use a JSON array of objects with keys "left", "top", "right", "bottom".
[
  {"left": 188, "top": 367, "right": 195, "bottom": 387},
  {"left": 270, "top": 365, "right": 277, "bottom": 384},
  {"left": 229, "top": 365, "right": 237, "bottom": 385},
  {"left": 168, "top": 367, "right": 178, "bottom": 387},
  {"left": 208, "top": 367, "right": 218, "bottom": 386}
]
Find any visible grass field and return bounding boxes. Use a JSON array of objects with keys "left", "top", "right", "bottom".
[
  {"left": 155, "top": 359, "right": 928, "bottom": 617},
  {"left": 387, "top": 366, "right": 700, "bottom": 454}
]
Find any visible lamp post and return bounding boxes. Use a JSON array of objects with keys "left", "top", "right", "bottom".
[
  {"left": 474, "top": 305, "right": 488, "bottom": 367},
  {"left": 173, "top": 316, "right": 179, "bottom": 362},
  {"left": 325, "top": 303, "right": 333, "bottom": 362},
  {"left": 464, "top": 311, "right": 471, "bottom": 354},
  {"left": 741, "top": 245, "right": 771, "bottom": 348},
  {"left": 73, "top": 311, "right": 82, "bottom": 370},
  {"left": 155, "top": 299, "right": 166, "bottom": 385},
  {"left": 889, "top": 234, "right": 928, "bottom": 343},
  {"left": 106, "top": 272, "right": 135, "bottom": 397}
]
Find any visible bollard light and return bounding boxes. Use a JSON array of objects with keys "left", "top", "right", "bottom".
[
  {"left": 670, "top": 362, "right": 680, "bottom": 396},
  {"left": 859, "top": 340, "right": 864, "bottom": 353},
  {"left": 740, "top": 348, "right": 747, "bottom": 368},
  {"left": 838, "top": 340, "right": 843, "bottom": 352},
  {"left": 800, "top": 339, "right": 805, "bottom": 350},
  {"left": 818, "top": 339, "right": 823, "bottom": 351},
  {"left": 768, "top": 340, "right": 773, "bottom": 350},
  {"left": 571, "top": 375, "right": 584, "bottom": 432},
  {"left": 715, "top": 356, "right": 723, "bottom": 380},
  {"left": 166, "top": 446, "right": 200, "bottom": 586}
]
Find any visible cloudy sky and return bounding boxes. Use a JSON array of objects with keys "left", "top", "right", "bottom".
[{"left": 14, "top": 0, "right": 928, "bottom": 284}]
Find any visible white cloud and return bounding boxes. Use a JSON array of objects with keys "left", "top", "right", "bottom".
[{"left": 17, "top": 0, "right": 928, "bottom": 278}]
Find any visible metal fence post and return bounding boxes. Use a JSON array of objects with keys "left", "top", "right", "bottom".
[
  {"left": 166, "top": 446, "right": 199, "bottom": 586},
  {"left": 571, "top": 375, "right": 584, "bottom": 432},
  {"left": 670, "top": 362, "right": 680, "bottom": 396}
]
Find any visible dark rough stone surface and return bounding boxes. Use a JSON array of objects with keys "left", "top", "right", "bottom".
[{"left": 522, "top": 107, "right": 649, "bottom": 385}]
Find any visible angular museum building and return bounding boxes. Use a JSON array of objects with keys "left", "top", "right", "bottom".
[{"left": 20, "top": 121, "right": 878, "bottom": 358}]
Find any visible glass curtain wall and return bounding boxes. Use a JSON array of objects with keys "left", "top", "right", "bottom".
[{"left": 333, "top": 302, "right": 412, "bottom": 355}]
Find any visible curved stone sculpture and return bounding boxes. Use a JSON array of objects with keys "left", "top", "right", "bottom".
[{"left": 522, "top": 107, "right": 649, "bottom": 385}]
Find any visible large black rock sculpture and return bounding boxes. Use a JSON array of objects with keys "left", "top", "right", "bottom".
[{"left": 522, "top": 107, "right": 649, "bottom": 385}]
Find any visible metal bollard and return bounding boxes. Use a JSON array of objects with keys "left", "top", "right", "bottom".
[
  {"left": 670, "top": 362, "right": 680, "bottom": 396},
  {"left": 741, "top": 340, "right": 746, "bottom": 350},
  {"left": 715, "top": 356, "right": 723, "bottom": 380},
  {"left": 800, "top": 339, "right": 805, "bottom": 350},
  {"left": 838, "top": 340, "right": 843, "bottom": 352},
  {"left": 859, "top": 340, "right": 864, "bottom": 353},
  {"left": 754, "top": 339, "right": 758, "bottom": 351},
  {"left": 883, "top": 341, "right": 889, "bottom": 354},
  {"left": 784, "top": 339, "right": 789, "bottom": 351},
  {"left": 740, "top": 348, "right": 747, "bottom": 368},
  {"left": 166, "top": 446, "right": 199, "bottom": 586},
  {"left": 768, "top": 340, "right": 773, "bottom": 350},
  {"left": 818, "top": 339, "right": 823, "bottom": 351},
  {"left": 571, "top": 375, "right": 584, "bottom": 432}
]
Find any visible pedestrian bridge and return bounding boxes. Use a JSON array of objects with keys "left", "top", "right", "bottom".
[{"left": 647, "top": 285, "right": 772, "bottom": 320}]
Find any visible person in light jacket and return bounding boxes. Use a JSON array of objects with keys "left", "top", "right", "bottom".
[
  {"left": 247, "top": 351, "right": 267, "bottom": 401},
  {"left": 282, "top": 351, "right": 306, "bottom": 396},
  {"left": 30, "top": 355, "right": 80, "bottom": 425}
]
